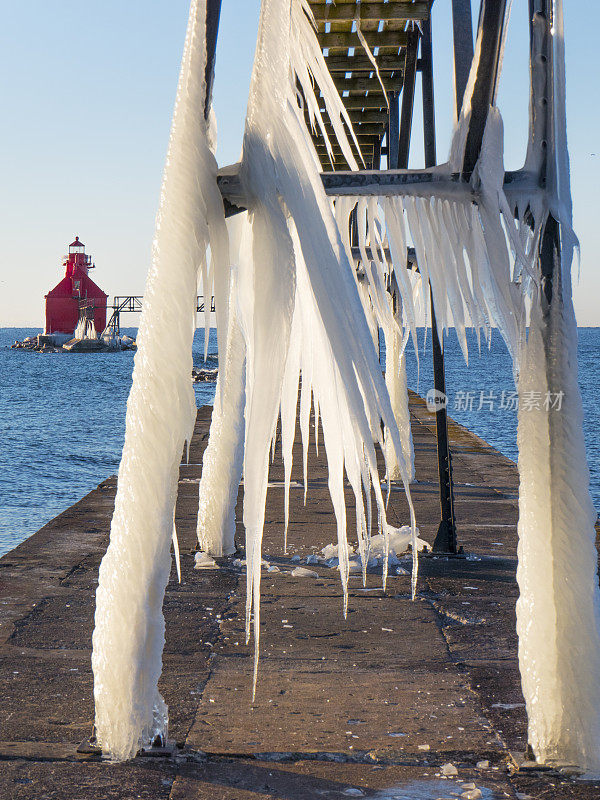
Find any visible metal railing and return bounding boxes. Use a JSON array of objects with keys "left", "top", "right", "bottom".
[{"left": 102, "top": 296, "right": 215, "bottom": 337}]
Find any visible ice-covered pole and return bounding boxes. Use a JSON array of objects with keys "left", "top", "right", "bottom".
[
  {"left": 91, "top": 0, "right": 228, "bottom": 761},
  {"left": 515, "top": 0, "right": 600, "bottom": 772},
  {"left": 516, "top": 275, "right": 600, "bottom": 772}
]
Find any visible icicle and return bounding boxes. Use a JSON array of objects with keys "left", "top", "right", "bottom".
[
  {"left": 172, "top": 523, "right": 181, "bottom": 585},
  {"left": 270, "top": 428, "right": 277, "bottom": 464},
  {"left": 239, "top": 0, "right": 420, "bottom": 682},
  {"left": 384, "top": 320, "right": 415, "bottom": 483},
  {"left": 281, "top": 299, "right": 302, "bottom": 554},
  {"left": 354, "top": 16, "right": 389, "bottom": 111},
  {"left": 383, "top": 198, "right": 420, "bottom": 355},
  {"left": 292, "top": 0, "right": 362, "bottom": 169},
  {"left": 236, "top": 191, "right": 296, "bottom": 698},
  {"left": 196, "top": 249, "right": 246, "bottom": 557},
  {"left": 299, "top": 366, "right": 312, "bottom": 508},
  {"left": 199, "top": 250, "right": 211, "bottom": 361}
]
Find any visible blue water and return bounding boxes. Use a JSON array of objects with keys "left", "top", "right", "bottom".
[
  {"left": 0, "top": 326, "right": 598, "bottom": 558},
  {"left": 0, "top": 328, "right": 217, "bottom": 557},
  {"left": 400, "top": 327, "right": 600, "bottom": 515}
]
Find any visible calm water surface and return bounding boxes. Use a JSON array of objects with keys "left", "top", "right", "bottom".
[
  {"left": 401, "top": 326, "right": 600, "bottom": 515},
  {"left": 1, "top": 326, "right": 598, "bottom": 557},
  {"left": 0, "top": 328, "right": 217, "bottom": 557}
]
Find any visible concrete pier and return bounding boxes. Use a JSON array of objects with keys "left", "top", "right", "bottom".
[{"left": 0, "top": 395, "right": 598, "bottom": 799}]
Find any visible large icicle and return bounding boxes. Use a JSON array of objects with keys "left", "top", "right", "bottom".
[
  {"left": 237, "top": 0, "right": 417, "bottom": 690},
  {"left": 384, "top": 319, "right": 414, "bottom": 482},
  {"left": 516, "top": 291, "right": 600, "bottom": 772},
  {"left": 196, "top": 215, "right": 250, "bottom": 556},
  {"left": 91, "top": 0, "right": 228, "bottom": 761},
  {"left": 339, "top": 197, "right": 417, "bottom": 483},
  {"left": 196, "top": 259, "right": 246, "bottom": 555}
]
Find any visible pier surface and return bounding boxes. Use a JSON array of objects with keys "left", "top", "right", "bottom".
[{"left": 1, "top": 394, "right": 598, "bottom": 799}]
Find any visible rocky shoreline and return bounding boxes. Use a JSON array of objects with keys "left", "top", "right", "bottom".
[
  {"left": 11, "top": 334, "right": 137, "bottom": 353},
  {"left": 11, "top": 336, "right": 219, "bottom": 381}
]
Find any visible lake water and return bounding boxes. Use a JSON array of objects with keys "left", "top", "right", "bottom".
[
  {"left": 401, "top": 327, "right": 600, "bottom": 516},
  {"left": 0, "top": 328, "right": 217, "bottom": 557},
  {"left": 1, "top": 326, "right": 598, "bottom": 557}
]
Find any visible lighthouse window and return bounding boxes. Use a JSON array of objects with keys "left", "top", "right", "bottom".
[{"left": 73, "top": 280, "right": 81, "bottom": 292}]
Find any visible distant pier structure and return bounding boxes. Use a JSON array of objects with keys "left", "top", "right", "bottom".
[
  {"left": 103, "top": 294, "right": 215, "bottom": 336},
  {"left": 45, "top": 237, "right": 108, "bottom": 337}
]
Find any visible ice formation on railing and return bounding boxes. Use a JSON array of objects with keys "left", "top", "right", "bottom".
[
  {"left": 333, "top": 195, "right": 417, "bottom": 483},
  {"left": 326, "top": 0, "right": 600, "bottom": 772},
  {"left": 91, "top": 0, "right": 229, "bottom": 761},
  {"left": 74, "top": 316, "right": 98, "bottom": 341},
  {"left": 236, "top": 0, "right": 417, "bottom": 693}
]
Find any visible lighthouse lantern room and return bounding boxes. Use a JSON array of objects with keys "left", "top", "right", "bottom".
[{"left": 45, "top": 237, "right": 108, "bottom": 337}]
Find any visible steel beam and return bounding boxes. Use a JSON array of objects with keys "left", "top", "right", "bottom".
[
  {"left": 387, "top": 93, "right": 400, "bottom": 169},
  {"left": 532, "top": 2, "right": 562, "bottom": 311},
  {"left": 217, "top": 166, "right": 537, "bottom": 211},
  {"left": 452, "top": 0, "right": 475, "bottom": 117},
  {"left": 317, "top": 30, "right": 409, "bottom": 50},
  {"left": 397, "top": 29, "right": 419, "bottom": 169},
  {"left": 461, "top": 0, "right": 508, "bottom": 180},
  {"left": 419, "top": 10, "right": 458, "bottom": 554},
  {"left": 309, "top": 2, "right": 430, "bottom": 23},
  {"left": 539, "top": 214, "right": 559, "bottom": 307},
  {"left": 421, "top": 18, "right": 436, "bottom": 169},
  {"left": 372, "top": 136, "right": 382, "bottom": 171},
  {"left": 430, "top": 299, "right": 458, "bottom": 554},
  {"left": 204, "top": 0, "right": 222, "bottom": 118},
  {"left": 324, "top": 54, "right": 407, "bottom": 72}
]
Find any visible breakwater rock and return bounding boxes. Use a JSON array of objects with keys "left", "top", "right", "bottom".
[
  {"left": 10, "top": 334, "right": 137, "bottom": 353},
  {"left": 192, "top": 366, "right": 218, "bottom": 382}
]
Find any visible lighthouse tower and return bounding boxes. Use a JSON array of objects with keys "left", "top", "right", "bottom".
[{"left": 45, "top": 237, "right": 108, "bottom": 337}]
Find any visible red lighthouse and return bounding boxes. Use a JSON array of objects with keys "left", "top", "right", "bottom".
[{"left": 45, "top": 237, "right": 108, "bottom": 337}]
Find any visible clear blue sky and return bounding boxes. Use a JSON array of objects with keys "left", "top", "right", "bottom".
[{"left": 0, "top": 1, "right": 598, "bottom": 326}]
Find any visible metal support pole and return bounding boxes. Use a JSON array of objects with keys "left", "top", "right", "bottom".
[
  {"left": 451, "top": 0, "right": 475, "bottom": 117},
  {"left": 387, "top": 93, "right": 400, "bottom": 169},
  {"left": 421, "top": 17, "right": 436, "bottom": 169},
  {"left": 540, "top": 214, "right": 559, "bottom": 306},
  {"left": 532, "top": 0, "right": 561, "bottom": 305},
  {"left": 373, "top": 136, "right": 383, "bottom": 171},
  {"left": 421, "top": 14, "right": 458, "bottom": 553},
  {"left": 350, "top": 205, "right": 359, "bottom": 252},
  {"left": 398, "top": 29, "right": 419, "bottom": 169},
  {"left": 430, "top": 299, "right": 458, "bottom": 554},
  {"left": 461, "top": 0, "right": 508, "bottom": 180},
  {"left": 204, "top": 0, "right": 223, "bottom": 119}
]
